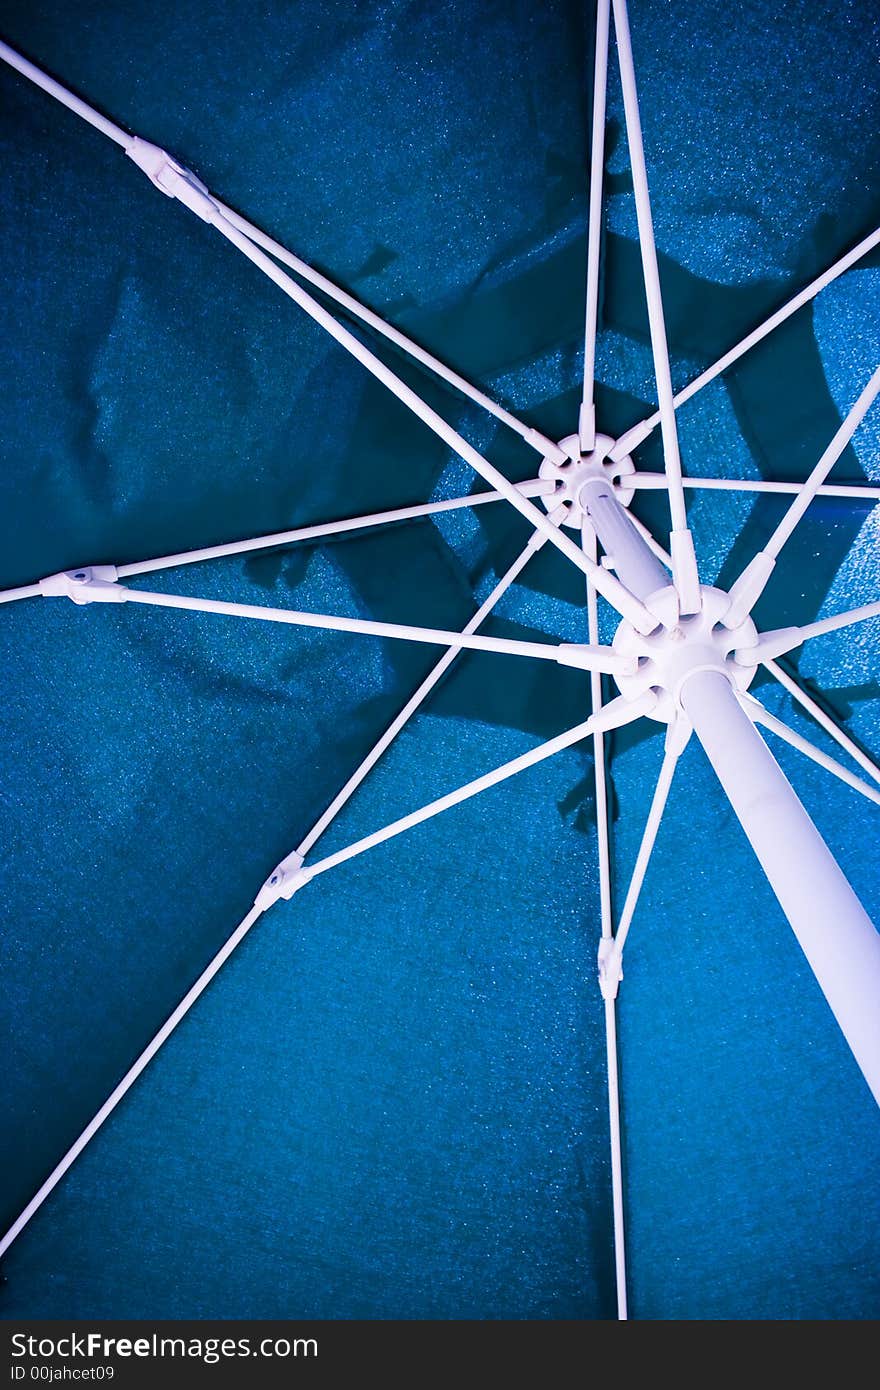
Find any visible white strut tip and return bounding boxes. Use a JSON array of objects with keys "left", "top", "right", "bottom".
[
  {"left": 610, "top": 418, "right": 653, "bottom": 460},
  {"left": 555, "top": 644, "right": 636, "bottom": 676},
  {"left": 734, "top": 625, "right": 802, "bottom": 666},
  {"left": 724, "top": 551, "right": 776, "bottom": 628},
  {"left": 38, "top": 566, "right": 125, "bottom": 604},
  {"left": 578, "top": 401, "right": 596, "bottom": 453},
  {"left": 524, "top": 429, "right": 567, "bottom": 466},
  {"left": 664, "top": 714, "right": 692, "bottom": 755},
  {"left": 254, "top": 850, "right": 313, "bottom": 913},
  {"left": 598, "top": 937, "right": 623, "bottom": 1001},
  {"left": 670, "top": 531, "right": 702, "bottom": 616}
]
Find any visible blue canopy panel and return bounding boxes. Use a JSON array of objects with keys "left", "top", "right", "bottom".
[{"left": 0, "top": 0, "right": 877, "bottom": 1319}]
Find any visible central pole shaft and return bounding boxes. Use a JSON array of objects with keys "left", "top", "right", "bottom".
[
  {"left": 584, "top": 498, "right": 880, "bottom": 1106},
  {"left": 680, "top": 670, "right": 880, "bottom": 1105},
  {"left": 580, "top": 479, "right": 670, "bottom": 601}
]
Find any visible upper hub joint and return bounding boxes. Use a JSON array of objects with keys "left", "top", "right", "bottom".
[
  {"left": 539, "top": 433, "right": 635, "bottom": 530},
  {"left": 613, "top": 585, "right": 759, "bottom": 722}
]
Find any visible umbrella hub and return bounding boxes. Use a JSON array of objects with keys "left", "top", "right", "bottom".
[
  {"left": 539, "top": 433, "right": 635, "bottom": 529},
  {"left": 612, "top": 584, "right": 759, "bottom": 722}
]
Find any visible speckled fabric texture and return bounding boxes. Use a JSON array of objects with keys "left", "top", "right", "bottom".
[{"left": 0, "top": 0, "right": 878, "bottom": 1320}]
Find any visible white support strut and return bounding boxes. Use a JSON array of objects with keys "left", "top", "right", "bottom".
[
  {"left": 0, "top": 690, "right": 655, "bottom": 1259},
  {"left": 610, "top": 722, "right": 685, "bottom": 965},
  {"left": 40, "top": 569, "right": 631, "bottom": 675},
  {"left": 296, "top": 521, "right": 557, "bottom": 860},
  {"left": 580, "top": 0, "right": 612, "bottom": 454},
  {"left": 757, "top": 366, "right": 880, "bottom": 565},
  {"left": 0, "top": 41, "right": 563, "bottom": 467},
  {"left": 726, "top": 364, "right": 880, "bottom": 625},
  {"left": 0, "top": 40, "right": 133, "bottom": 148},
  {"left": 762, "top": 658, "right": 880, "bottom": 788},
  {"left": 740, "top": 696, "right": 880, "bottom": 807},
  {"left": 116, "top": 482, "right": 553, "bottom": 579},
  {"left": 610, "top": 0, "right": 701, "bottom": 612},
  {"left": 583, "top": 523, "right": 628, "bottom": 1322},
  {"left": 283, "top": 691, "right": 656, "bottom": 896},
  {"left": 738, "top": 599, "right": 880, "bottom": 666},
  {"left": 629, "top": 474, "right": 880, "bottom": 502},
  {"left": 0, "top": 39, "right": 655, "bottom": 629},
  {"left": 614, "top": 223, "right": 880, "bottom": 459},
  {"left": 0, "top": 482, "right": 555, "bottom": 602},
  {"left": 0, "top": 904, "right": 263, "bottom": 1260},
  {"left": 209, "top": 208, "right": 657, "bottom": 630},
  {"left": 212, "top": 200, "right": 564, "bottom": 464}
]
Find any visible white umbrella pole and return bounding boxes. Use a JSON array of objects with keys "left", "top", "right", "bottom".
[
  {"left": 584, "top": 482, "right": 880, "bottom": 1105},
  {"left": 680, "top": 670, "right": 880, "bottom": 1105},
  {"left": 580, "top": 479, "right": 669, "bottom": 601},
  {"left": 627, "top": 511, "right": 673, "bottom": 569}
]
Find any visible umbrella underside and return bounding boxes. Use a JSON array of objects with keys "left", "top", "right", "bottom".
[{"left": 0, "top": 0, "right": 878, "bottom": 1319}]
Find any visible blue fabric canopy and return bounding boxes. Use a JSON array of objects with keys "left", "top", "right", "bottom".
[{"left": 0, "top": 0, "right": 878, "bottom": 1319}]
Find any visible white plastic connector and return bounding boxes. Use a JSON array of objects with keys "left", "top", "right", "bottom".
[
  {"left": 612, "top": 585, "right": 757, "bottom": 723},
  {"left": 724, "top": 551, "right": 776, "bottom": 628},
  {"left": 126, "top": 138, "right": 217, "bottom": 223},
  {"left": 664, "top": 713, "right": 693, "bottom": 756},
  {"left": 578, "top": 400, "right": 596, "bottom": 453},
  {"left": 670, "top": 530, "right": 702, "bottom": 615},
  {"left": 38, "top": 566, "right": 125, "bottom": 604},
  {"left": 525, "top": 428, "right": 567, "bottom": 466},
  {"left": 598, "top": 937, "right": 623, "bottom": 1001},
  {"left": 734, "top": 626, "right": 802, "bottom": 666},
  {"left": 555, "top": 644, "right": 637, "bottom": 676},
  {"left": 254, "top": 850, "right": 313, "bottom": 913},
  {"left": 609, "top": 417, "right": 653, "bottom": 460}
]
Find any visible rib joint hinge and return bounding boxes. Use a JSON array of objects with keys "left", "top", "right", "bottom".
[
  {"left": 597, "top": 937, "right": 623, "bottom": 1001},
  {"left": 126, "top": 138, "right": 217, "bottom": 223},
  {"left": 254, "top": 851, "right": 313, "bottom": 913},
  {"left": 38, "top": 566, "right": 125, "bottom": 604}
]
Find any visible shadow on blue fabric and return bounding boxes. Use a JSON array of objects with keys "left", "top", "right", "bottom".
[{"left": 0, "top": 0, "right": 878, "bottom": 1320}]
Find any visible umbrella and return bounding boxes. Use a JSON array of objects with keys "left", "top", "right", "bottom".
[{"left": 1, "top": 0, "right": 878, "bottom": 1320}]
